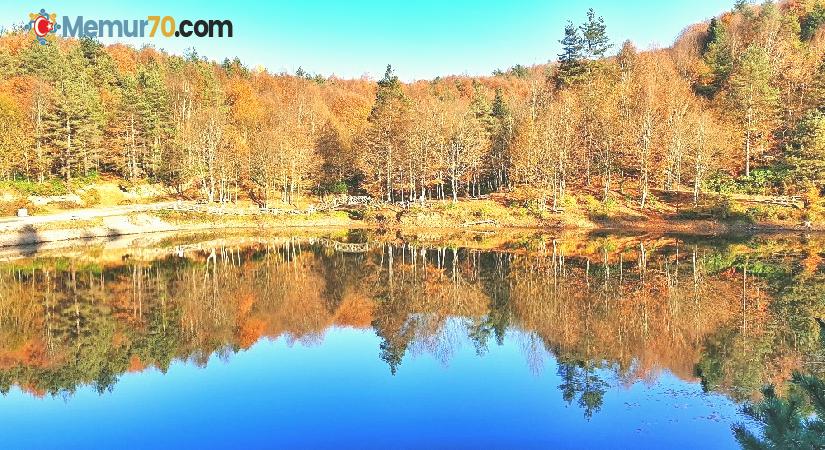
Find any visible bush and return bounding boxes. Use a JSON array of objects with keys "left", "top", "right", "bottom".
[
  {"left": 738, "top": 168, "right": 787, "bottom": 195},
  {"left": 677, "top": 195, "right": 750, "bottom": 221},
  {"left": 71, "top": 170, "right": 100, "bottom": 187},
  {"left": 80, "top": 188, "right": 101, "bottom": 206},
  {"left": 1, "top": 178, "right": 69, "bottom": 196},
  {"left": 316, "top": 180, "right": 349, "bottom": 196},
  {"left": 0, "top": 198, "right": 37, "bottom": 217},
  {"left": 52, "top": 200, "right": 81, "bottom": 209},
  {"left": 708, "top": 196, "right": 753, "bottom": 222},
  {"left": 705, "top": 172, "right": 738, "bottom": 194},
  {"left": 583, "top": 194, "right": 618, "bottom": 220},
  {"left": 524, "top": 198, "right": 545, "bottom": 217},
  {"left": 705, "top": 168, "right": 787, "bottom": 196}
]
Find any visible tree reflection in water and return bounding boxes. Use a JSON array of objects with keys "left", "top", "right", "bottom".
[
  {"left": 733, "top": 373, "right": 825, "bottom": 450},
  {"left": 0, "top": 232, "right": 821, "bottom": 435}
]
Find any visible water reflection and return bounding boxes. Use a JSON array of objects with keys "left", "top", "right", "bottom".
[{"left": 0, "top": 231, "right": 822, "bottom": 447}]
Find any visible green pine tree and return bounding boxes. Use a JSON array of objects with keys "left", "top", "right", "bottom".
[
  {"left": 701, "top": 17, "right": 734, "bottom": 97},
  {"left": 801, "top": 3, "right": 825, "bottom": 41},
  {"left": 43, "top": 48, "right": 104, "bottom": 180},
  {"left": 580, "top": 8, "right": 612, "bottom": 60},
  {"left": 555, "top": 21, "right": 586, "bottom": 88},
  {"left": 729, "top": 45, "right": 778, "bottom": 177},
  {"left": 489, "top": 88, "right": 513, "bottom": 189},
  {"left": 371, "top": 64, "right": 405, "bottom": 117},
  {"left": 786, "top": 111, "right": 825, "bottom": 191},
  {"left": 365, "top": 65, "right": 410, "bottom": 201},
  {"left": 732, "top": 373, "right": 825, "bottom": 450},
  {"left": 136, "top": 64, "right": 172, "bottom": 176}
]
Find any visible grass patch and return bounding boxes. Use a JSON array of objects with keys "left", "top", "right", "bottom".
[
  {"left": 583, "top": 195, "right": 619, "bottom": 220},
  {"left": 0, "top": 178, "right": 69, "bottom": 196}
]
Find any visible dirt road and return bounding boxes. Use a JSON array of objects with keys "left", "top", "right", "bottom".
[{"left": 0, "top": 201, "right": 186, "bottom": 230}]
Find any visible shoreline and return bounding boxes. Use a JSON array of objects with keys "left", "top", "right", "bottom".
[{"left": 0, "top": 207, "right": 819, "bottom": 250}]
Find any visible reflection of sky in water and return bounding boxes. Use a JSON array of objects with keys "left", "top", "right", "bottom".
[{"left": 0, "top": 322, "right": 747, "bottom": 449}]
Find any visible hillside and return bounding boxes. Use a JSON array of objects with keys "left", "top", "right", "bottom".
[{"left": 0, "top": 1, "right": 823, "bottom": 230}]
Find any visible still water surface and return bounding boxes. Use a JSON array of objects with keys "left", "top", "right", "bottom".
[{"left": 0, "top": 231, "right": 822, "bottom": 449}]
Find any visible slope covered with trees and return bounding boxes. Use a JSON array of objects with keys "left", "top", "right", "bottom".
[{"left": 0, "top": 1, "right": 823, "bottom": 217}]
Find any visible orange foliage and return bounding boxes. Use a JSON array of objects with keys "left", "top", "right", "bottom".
[
  {"left": 128, "top": 355, "right": 147, "bottom": 373},
  {"left": 237, "top": 292, "right": 256, "bottom": 317},
  {"left": 237, "top": 318, "right": 267, "bottom": 349},
  {"left": 333, "top": 293, "right": 376, "bottom": 328}
]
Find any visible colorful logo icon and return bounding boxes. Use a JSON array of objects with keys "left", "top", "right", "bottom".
[{"left": 25, "top": 9, "right": 60, "bottom": 45}]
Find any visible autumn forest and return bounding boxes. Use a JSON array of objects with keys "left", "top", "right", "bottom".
[{"left": 0, "top": 1, "right": 824, "bottom": 210}]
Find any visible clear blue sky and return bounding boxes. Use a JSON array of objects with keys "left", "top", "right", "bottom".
[{"left": 1, "top": 0, "right": 735, "bottom": 80}]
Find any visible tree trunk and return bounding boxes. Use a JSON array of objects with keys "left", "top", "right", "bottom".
[
  {"left": 745, "top": 128, "right": 751, "bottom": 177},
  {"left": 65, "top": 118, "right": 72, "bottom": 181}
]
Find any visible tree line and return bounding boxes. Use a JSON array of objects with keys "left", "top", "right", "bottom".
[
  {"left": 0, "top": 235, "right": 821, "bottom": 403},
  {"left": 0, "top": 1, "right": 824, "bottom": 207}
]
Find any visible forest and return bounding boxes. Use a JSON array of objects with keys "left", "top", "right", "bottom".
[{"left": 0, "top": 1, "right": 824, "bottom": 212}]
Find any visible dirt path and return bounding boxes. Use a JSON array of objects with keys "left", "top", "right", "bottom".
[{"left": 0, "top": 201, "right": 186, "bottom": 230}]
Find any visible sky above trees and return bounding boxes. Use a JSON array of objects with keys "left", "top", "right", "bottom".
[{"left": 1, "top": 0, "right": 733, "bottom": 80}]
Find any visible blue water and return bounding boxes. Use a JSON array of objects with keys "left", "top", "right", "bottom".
[{"left": 0, "top": 324, "right": 745, "bottom": 449}]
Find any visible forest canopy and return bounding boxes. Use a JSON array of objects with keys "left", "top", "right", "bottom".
[{"left": 0, "top": 0, "right": 824, "bottom": 207}]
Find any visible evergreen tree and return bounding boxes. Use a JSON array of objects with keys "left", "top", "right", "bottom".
[
  {"left": 701, "top": 17, "right": 734, "bottom": 97},
  {"left": 729, "top": 45, "right": 778, "bottom": 177},
  {"left": 555, "top": 21, "right": 586, "bottom": 88},
  {"left": 787, "top": 111, "right": 825, "bottom": 191},
  {"left": 78, "top": 37, "right": 117, "bottom": 88},
  {"left": 20, "top": 39, "right": 63, "bottom": 81},
  {"left": 43, "top": 48, "right": 104, "bottom": 180},
  {"left": 371, "top": 64, "right": 404, "bottom": 117},
  {"left": 490, "top": 88, "right": 513, "bottom": 189},
  {"left": 364, "top": 65, "right": 410, "bottom": 201},
  {"left": 469, "top": 80, "right": 492, "bottom": 124},
  {"left": 137, "top": 64, "right": 172, "bottom": 177},
  {"left": 580, "top": 8, "right": 612, "bottom": 60},
  {"left": 801, "top": 2, "right": 825, "bottom": 41},
  {"left": 510, "top": 64, "right": 529, "bottom": 78},
  {"left": 110, "top": 73, "right": 144, "bottom": 178},
  {"left": 732, "top": 373, "right": 825, "bottom": 450}
]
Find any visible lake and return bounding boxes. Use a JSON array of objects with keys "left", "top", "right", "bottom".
[{"left": 0, "top": 230, "right": 822, "bottom": 449}]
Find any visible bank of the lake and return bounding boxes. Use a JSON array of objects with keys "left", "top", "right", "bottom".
[{"left": 0, "top": 197, "right": 821, "bottom": 248}]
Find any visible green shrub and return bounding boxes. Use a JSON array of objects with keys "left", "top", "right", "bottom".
[
  {"left": 706, "top": 168, "right": 787, "bottom": 196},
  {"left": 738, "top": 168, "right": 787, "bottom": 195},
  {"left": 80, "top": 188, "right": 101, "bottom": 206},
  {"left": 315, "top": 180, "right": 349, "bottom": 196},
  {"left": 1, "top": 177, "right": 69, "bottom": 196},
  {"left": 643, "top": 192, "right": 664, "bottom": 209},
  {"left": 709, "top": 197, "right": 753, "bottom": 222},
  {"left": 706, "top": 172, "right": 738, "bottom": 194},
  {"left": 678, "top": 196, "right": 748, "bottom": 221},
  {"left": 524, "top": 198, "right": 544, "bottom": 217},
  {"left": 583, "top": 195, "right": 618, "bottom": 220},
  {"left": 71, "top": 170, "right": 100, "bottom": 187}
]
